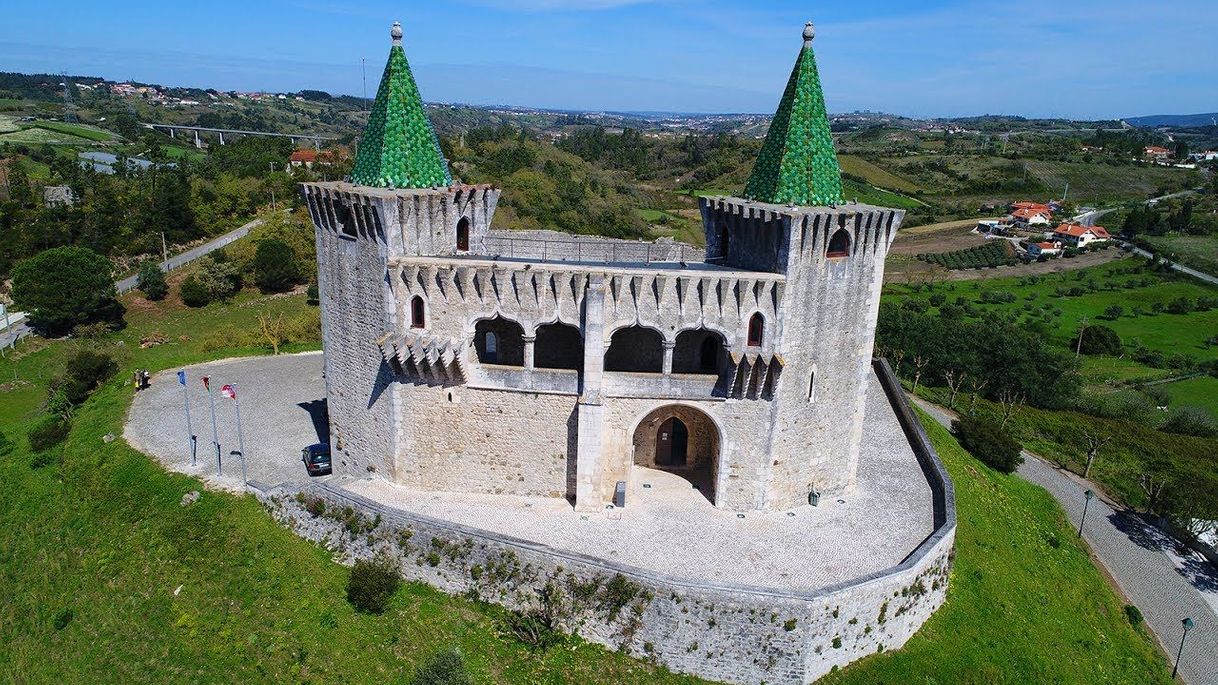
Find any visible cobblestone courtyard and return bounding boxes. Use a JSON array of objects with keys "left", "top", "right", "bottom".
[{"left": 127, "top": 353, "right": 936, "bottom": 592}]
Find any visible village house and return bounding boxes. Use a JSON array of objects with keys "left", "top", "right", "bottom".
[
  {"left": 289, "top": 149, "right": 318, "bottom": 169},
  {"left": 1026, "top": 240, "right": 1061, "bottom": 259},
  {"left": 1010, "top": 206, "right": 1052, "bottom": 228},
  {"left": 1144, "top": 145, "right": 1172, "bottom": 161},
  {"left": 1054, "top": 223, "right": 1111, "bottom": 248}
]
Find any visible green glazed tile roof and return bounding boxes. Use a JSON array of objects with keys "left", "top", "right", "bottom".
[
  {"left": 743, "top": 22, "right": 843, "bottom": 207},
  {"left": 350, "top": 22, "right": 452, "bottom": 189}
]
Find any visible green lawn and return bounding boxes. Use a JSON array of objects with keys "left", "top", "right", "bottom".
[
  {"left": 821, "top": 413, "right": 1170, "bottom": 685},
  {"left": 839, "top": 154, "right": 924, "bottom": 194},
  {"left": 1079, "top": 355, "right": 1174, "bottom": 387},
  {"left": 0, "top": 281, "right": 1175, "bottom": 683},
  {"left": 1159, "top": 375, "right": 1218, "bottom": 420},
  {"left": 31, "top": 120, "right": 116, "bottom": 142}
]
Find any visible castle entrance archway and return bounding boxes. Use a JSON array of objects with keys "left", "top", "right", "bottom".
[{"left": 632, "top": 405, "right": 719, "bottom": 505}]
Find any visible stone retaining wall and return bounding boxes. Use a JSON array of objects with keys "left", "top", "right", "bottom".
[{"left": 259, "top": 358, "right": 955, "bottom": 685}]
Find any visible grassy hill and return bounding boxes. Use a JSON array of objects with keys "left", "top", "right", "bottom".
[{"left": 0, "top": 272, "right": 1174, "bottom": 683}]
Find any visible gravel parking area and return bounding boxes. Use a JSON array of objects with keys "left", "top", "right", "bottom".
[{"left": 124, "top": 352, "right": 327, "bottom": 491}]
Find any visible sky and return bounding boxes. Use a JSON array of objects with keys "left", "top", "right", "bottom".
[{"left": 1, "top": 0, "right": 1215, "bottom": 120}]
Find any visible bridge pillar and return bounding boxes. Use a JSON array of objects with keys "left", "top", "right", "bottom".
[
  {"left": 169, "top": 128, "right": 175, "bottom": 139},
  {"left": 218, "top": 132, "right": 225, "bottom": 145},
  {"left": 194, "top": 130, "right": 201, "bottom": 149}
]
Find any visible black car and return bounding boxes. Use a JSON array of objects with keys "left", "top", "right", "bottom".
[{"left": 302, "top": 443, "right": 332, "bottom": 476}]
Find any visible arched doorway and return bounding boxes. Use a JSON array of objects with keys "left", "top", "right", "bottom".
[
  {"left": 632, "top": 405, "right": 720, "bottom": 505},
  {"left": 456, "top": 216, "right": 470, "bottom": 252},
  {"left": 655, "top": 417, "right": 688, "bottom": 466}
]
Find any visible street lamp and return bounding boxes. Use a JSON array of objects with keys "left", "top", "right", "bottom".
[
  {"left": 1172, "top": 617, "right": 1194, "bottom": 679},
  {"left": 1078, "top": 489, "right": 1095, "bottom": 537}
]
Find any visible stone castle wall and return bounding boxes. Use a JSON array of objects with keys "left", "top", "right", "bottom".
[{"left": 261, "top": 361, "right": 955, "bottom": 685}]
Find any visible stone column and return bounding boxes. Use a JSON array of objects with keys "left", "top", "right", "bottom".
[
  {"left": 662, "top": 340, "right": 676, "bottom": 374},
  {"left": 575, "top": 275, "right": 607, "bottom": 512},
  {"left": 522, "top": 335, "right": 536, "bottom": 370}
]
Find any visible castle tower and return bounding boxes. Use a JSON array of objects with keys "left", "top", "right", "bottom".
[
  {"left": 700, "top": 22, "right": 904, "bottom": 508},
  {"left": 301, "top": 22, "right": 500, "bottom": 476}
]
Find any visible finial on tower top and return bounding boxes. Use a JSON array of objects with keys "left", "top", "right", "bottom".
[
  {"left": 391, "top": 21, "right": 403, "bottom": 45},
  {"left": 803, "top": 21, "right": 815, "bottom": 46}
]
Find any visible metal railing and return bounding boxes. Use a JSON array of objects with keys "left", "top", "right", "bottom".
[{"left": 479, "top": 235, "right": 703, "bottom": 265}]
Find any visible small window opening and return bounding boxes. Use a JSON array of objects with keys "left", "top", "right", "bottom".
[
  {"left": 485, "top": 331, "right": 498, "bottom": 364},
  {"left": 718, "top": 225, "right": 730, "bottom": 259},
  {"left": 747, "top": 313, "right": 764, "bottom": 347},
  {"left": 410, "top": 296, "right": 425, "bottom": 329},
  {"left": 456, "top": 217, "right": 470, "bottom": 252},
  {"left": 826, "top": 229, "right": 851, "bottom": 258}
]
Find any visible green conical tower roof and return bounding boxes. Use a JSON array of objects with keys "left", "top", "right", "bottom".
[
  {"left": 743, "top": 22, "right": 843, "bottom": 206},
  {"left": 350, "top": 22, "right": 452, "bottom": 189}
]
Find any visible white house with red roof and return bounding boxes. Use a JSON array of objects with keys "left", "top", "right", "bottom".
[
  {"left": 1144, "top": 145, "right": 1172, "bottom": 161},
  {"left": 1054, "top": 223, "right": 1111, "bottom": 248},
  {"left": 1026, "top": 240, "right": 1062, "bottom": 258},
  {"left": 289, "top": 149, "right": 319, "bottom": 169},
  {"left": 1010, "top": 206, "right": 1053, "bottom": 228}
]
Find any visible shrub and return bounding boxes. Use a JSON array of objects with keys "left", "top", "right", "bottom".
[
  {"left": 1102, "top": 304, "right": 1124, "bottom": 320},
  {"left": 196, "top": 255, "right": 241, "bottom": 301},
  {"left": 137, "top": 261, "right": 168, "bottom": 300},
  {"left": 1077, "top": 325, "right": 1122, "bottom": 356},
  {"left": 0, "top": 432, "right": 13, "bottom": 458},
  {"left": 28, "top": 416, "right": 70, "bottom": 452},
  {"left": 1160, "top": 407, "right": 1218, "bottom": 438},
  {"left": 952, "top": 416, "right": 1023, "bottom": 473},
  {"left": 11, "top": 246, "right": 124, "bottom": 336},
  {"left": 346, "top": 557, "right": 400, "bottom": 614},
  {"left": 306, "top": 282, "right": 319, "bottom": 305},
  {"left": 1124, "top": 604, "right": 1143, "bottom": 627},
  {"left": 254, "top": 238, "right": 302, "bottom": 293},
  {"left": 54, "top": 350, "right": 117, "bottom": 404},
  {"left": 410, "top": 649, "right": 471, "bottom": 685},
  {"left": 179, "top": 275, "right": 211, "bottom": 308}
]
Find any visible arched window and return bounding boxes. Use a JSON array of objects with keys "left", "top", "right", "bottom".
[
  {"left": 535, "top": 322, "right": 584, "bottom": 370},
  {"left": 699, "top": 336, "right": 719, "bottom": 373},
  {"left": 746, "top": 313, "right": 764, "bottom": 347},
  {"left": 456, "top": 216, "right": 470, "bottom": 252},
  {"left": 410, "top": 296, "right": 425, "bottom": 329},
  {"left": 474, "top": 316, "right": 525, "bottom": 366},
  {"left": 826, "top": 229, "right": 851, "bottom": 259},
  {"left": 605, "top": 326, "right": 664, "bottom": 373}
]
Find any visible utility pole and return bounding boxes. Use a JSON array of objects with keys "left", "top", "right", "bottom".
[
  {"left": 361, "top": 58, "right": 368, "bottom": 111},
  {"left": 1075, "top": 316, "right": 1089, "bottom": 358},
  {"left": 1062, "top": 181, "right": 1069, "bottom": 202},
  {"left": 269, "top": 161, "right": 276, "bottom": 211},
  {"left": 160, "top": 232, "right": 169, "bottom": 267}
]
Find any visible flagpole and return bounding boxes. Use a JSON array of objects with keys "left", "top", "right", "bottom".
[
  {"left": 180, "top": 371, "right": 196, "bottom": 466},
  {"left": 206, "top": 378, "right": 221, "bottom": 477},
  {"left": 232, "top": 384, "right": 248, "bottom": 485}
]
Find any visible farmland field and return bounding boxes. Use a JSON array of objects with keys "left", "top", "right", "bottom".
[
  {"left": 839, "top": 154, "right": 923, "bottom": 193},
  {"left": 1144, "top": 233, "right": 1218, "bottom": 277},
  {"left": 1159, "top": 375, "right": 1218, "bottom": 420},
  {"left": 0, "top": 127, "right": 93, "bottom": 145},
  {"left": 32, "top": 120, "right": 115, "bottom": 142}
]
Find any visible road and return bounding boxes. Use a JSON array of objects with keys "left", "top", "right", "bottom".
[
  {"left": 1072, "top": 189, "right": 1200, "bottom": 227},
  {"left": 912, "top": 396, "right": 1218, "bottom": 685},
  {"left": 1127, "top": 245, "right": 1218, "bottom": 286},
  {"left": 116, "top": 215, "right": 269, "bottom": 294}
]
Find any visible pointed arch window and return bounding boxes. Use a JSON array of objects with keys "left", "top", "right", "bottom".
[
  {"left": 410, "top": 296, "right": 425, "bottom": 329},
  {"left": 456, "top": 216, "right": 470, "bottom": 252},
  {"left": 747, "top": 313, "right": 764, "bottom": 347},
  {"left": 826, "top": 229, "right": 851, "bottom": 259}
]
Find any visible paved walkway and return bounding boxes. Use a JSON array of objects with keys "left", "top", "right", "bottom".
[
  {"left": 912, "top": 396, "right": 1218, "bottom": 685},
  {"left": 124, "top": 352, "right": 327, "bottom": 491},
  {"left": 116, "top": 214, "right": 271, "bottom": 294},
  {"left": 125, "top": 352, "right": 937, "bottom": 593}
]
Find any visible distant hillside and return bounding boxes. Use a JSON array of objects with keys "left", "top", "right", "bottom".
[{"left": 1125, "top": 113, "right": 1218, "bottom": 128}]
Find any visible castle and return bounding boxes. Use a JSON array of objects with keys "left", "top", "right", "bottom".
[
  {"left": 292, "top": 22, "right": 955, "bottom": 685},
  {"left": 303, "top": 21, "right": 903, "bottom": 513}
]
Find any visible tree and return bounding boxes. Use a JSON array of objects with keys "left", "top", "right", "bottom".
[
  {"left": 137, "top": 261, "right": 168, "bottom": 300},
  {"left": 179, "top": 274, "right": 211, "bottom": 307},
  {"left": 196, "top": 255, "right": 241, "bottom": 301},
  {"left": 346, "top": 557, "right": 401, "bottom": 614},
  {"left": 942, "top": 368, "right": 967, "bottom": 410},
  {"left": 11, "top": 246, "right": 124, "bottom": 336},
  {"left": 1082, "top": 429, "right": 1111, "bottom": 478},
  {"left": 1102, "top": 304, "right": 1124, "bottom": 320},
  {"left": 952, "top": 416, "right": 1023, "bottom": 474},
  {"left": 1077, "top": 324, "right": 1122, "bottom": 355},
  {"left": 253, "top": 238, "right": 301, "bottom": 293},
  {"left": 257, "top": 312, "right": 287, "bottom": 355}
]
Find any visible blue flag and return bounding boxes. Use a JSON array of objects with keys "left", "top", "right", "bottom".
[{"left": 177, "top": 371, "right": 186, "bottom": 386}]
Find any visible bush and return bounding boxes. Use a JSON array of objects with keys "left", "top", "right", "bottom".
[
  {"left": 0, "top": 431, "right": 13, "bottom": 458},
  {"left": 952, "top": 416, "right": 1023, "bottom": 473},
  {"left": 346, "top": 557, "right": 400, "bottom": 614},
  {"left": 1124, "top": 604, "right": 1143, "bottom": 627},
  {"left": 254, "top": 238, "right": 302, "bottom": 293},
  {"left": 28, "top": 416, "right": 70, "bottom": 452},
  {"left": 54, "top": 350, "right": 118, "bottom": 404},
  {"left": 410, "top": 649, "right": 471, "bottom": 685},
  {"left": 1102, "top": 304, "right": 1124, "bottom": 320},
  {"left": 1160, "top": 406, "right": 1218, "bottom": 438},
  {"left": 1077, "top": 324, "right": 1122, "bottom": 355},
  {"left": 11, "top": 246, "right": 124, "bottom": 336},
  {"left": 179, "top": 275, "right": 211, "bottom": 308},
  {"left": 196, "top": 255, "right": 241, "bottom": 301},
  {"left": 137, "top": 261, "right": 168, "bottom": 300},
  {"left": 306, "top": 282, "right": 319, "bottom": 305}
]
